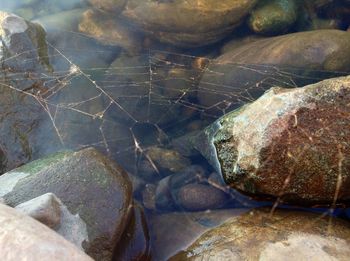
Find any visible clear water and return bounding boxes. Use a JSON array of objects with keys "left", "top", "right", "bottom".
[{"left": 0, "top": 0, "right": 349, "bottom": 260}]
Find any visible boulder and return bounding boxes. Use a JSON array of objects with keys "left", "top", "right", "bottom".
[
  {"left": 121, "top": 0, "right": 257, "bottom": 47},
  {"left": 198, "top": 75, "right": 350, "bottom": 205},
  {"left": 170, "top": 208, "right": 350, "bottom": 260},
  {"left": 0, "top": 11, "right": 56, "bottom": 173},
  {"left": 198, "top": 29, "right": 350, "bottom": 111},
  {"left": 0, "top": 147, "right": 133, "bottom": 260},
  {"left": 0, "top": 203, "right": 92, "bottom": 261}
]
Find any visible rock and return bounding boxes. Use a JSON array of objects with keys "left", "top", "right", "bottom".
[
  {"left": 149, "top": 209, "right": 247, "bottom": 260},
  {"left": 0, "top": 11, "right": 55, "bottom": 173},
  {"left": 113, "top": 204, "right": 151, "bottom": 261},
  {"left": 121, "top": 0, "right": 257, "bottom": 47},
  {"left": 155, "top": 165, "right": 208, "bottom": 211},
  {"left": 170, "top": 208, "right": 350, "bottom": 260},
  {"left": 147, "top": 147, "right": 191, "bottom": 173},
  {"left": 248, "top": 0, "right": 298, "bottom": 35},
  {"left": 200, "top": 75, "right": 350, "bottom": 205},
  {"left": 0, "top": 148, "right": 133, "bottom": 260},
  {"left": 0, "top": 203, "right": 92, "bottom": 261},
  {"left": 78, "top": 9, "right": 144, "bottom": 54},
  {"left": 142, "top": 183, "right": 157, "bottom": 210},
  {"left": 198, "top": 30, "right": 350, "bottom": 109},
  {"left": 15, "top": 193, "right": 61, "bottom": 229},
  {"left": 88, "top": 0, "right": 127, "bottom": 13},
  {"left": 175, "top": 184, "right": 229, "bottom": 211}
]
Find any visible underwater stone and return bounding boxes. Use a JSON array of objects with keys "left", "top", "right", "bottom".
[
  {"left": 248, "top": 0, "right": 298, "bottom": 35},
  {"left": 203, "top": 75, "right": 350, "bottom": 205}
]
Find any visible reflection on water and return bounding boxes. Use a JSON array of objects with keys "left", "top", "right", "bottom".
[{"left": 0, "top": 0, "right": 350, "bottom": 260}]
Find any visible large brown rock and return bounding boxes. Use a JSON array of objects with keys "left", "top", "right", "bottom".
[
  {"left": 121, "top": 0, "right": 257, "bottom": 47},
  {"left": 0, "top": 148, "right": 133, "bottom": 260},
  {"left": 198, "top": 30, "right": 350, "bottom": 110},
  {"left": 0, "top": 203, "right": 92, "bottom": 261},
  {"left": 170, "top": 208, "right": 350, "bottom": 261},
  {"left": 200, "top": 75, "right": 350, "bottom": 205}
]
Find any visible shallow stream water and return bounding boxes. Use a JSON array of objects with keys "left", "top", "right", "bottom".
[{"left": 0, "top": 0, "right": 349, "bottom": 260}]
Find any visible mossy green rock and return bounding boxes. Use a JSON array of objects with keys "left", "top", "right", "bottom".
[
  {"left": 0, "top": 148, "right": 133, "bottom": 261},
  {"left": 248, "top": 0, "right": 298, "bottom": 35}
]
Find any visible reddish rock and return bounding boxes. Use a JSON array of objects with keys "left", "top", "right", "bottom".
[{"left": 205, "top": 75, "right": 350, "bottom": 205}]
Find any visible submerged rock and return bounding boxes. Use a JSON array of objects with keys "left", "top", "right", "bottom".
[
  {"left": 149, "top": 209, "right": 247, "bottom": 260},
  {"left": 88, "top": 0, "right": 127, "bottom": 13},
  {"left": 200, "top": 75, "right": 350, "bottom": 205},
  {"left": 198, "top": 29, "right": 350, "bottom": 109},
  {"left": 121, "top": 0, "right": 257, "bottom": 47},
  {"left": 78, "top": 9, "right": 144, "bottom": 54},
  {"left": 170, "top": 208, "right": 350, "bottom": 260},
  {"left": 248, "top": 0, "right": 298, "bottom": 35},
  {"left": 0, "top": 148, "right": 133, "bottom": 260},
  {"left": 0, "top": 203, "right": 92, "bottom": 261}
]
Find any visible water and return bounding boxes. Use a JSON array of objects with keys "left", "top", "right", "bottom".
[{"left": 0, "top": 0, "right": 349, "bottom": 260}]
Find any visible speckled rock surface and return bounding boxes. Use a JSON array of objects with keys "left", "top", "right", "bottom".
[
  {"left": 170, "top": 208, "right": 350, "bottom": 260},
  {"left": 121, "top": 0, "right": 257, "bottom": 47},
  {"left": 0, "top": 147, "right": 133, "bottom": 260},
  {"left": 0, "top": 203, "right": 93, "bottom": 261},
  {"left": 88, "top": 0, "right": 127, "bottom": 12},
  {"left": 201, "top": 75, "right": 350, "bottom": 205}
]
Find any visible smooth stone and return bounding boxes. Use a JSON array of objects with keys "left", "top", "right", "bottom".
[
  {"left": 121, "top": 0, "right": 257, "bottom": 47},
  {"left": 0, "top": 148, "right": 133, "bottom": 260},
  {"left": 15, "top": 193, "right": 61, "bottom": 229},
  {"left": 147, "top": 147, "right": 191, "bottom": 173},
  {"left": 88, "top": 0, "right": 127, "bottom": 13},
  {"left": 0, "top": 204, "right": 92, "bottom": 261},
  {"left": 149, "top": 209, "right": 247, "bottom": 260},
  {"left": 203, "top": 75, "right": 350, "bottom": 205},
  {"left": 170, "top": 208, "right": 350, "bottom": 260},
  {"left": 175, "top": 183, "right": 229, "bottom": 211},
  {"left": 248, "top": 0, "right": 298, "bottom": 35},
  {"left": 198, "top": 30, "right": 350, "bottom": 109},
  {"left": 78, "top": 9, "right": 144, "bottom": 54}
]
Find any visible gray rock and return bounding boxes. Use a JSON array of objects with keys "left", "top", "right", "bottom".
[
  {"left": 199, "top": 75, "right": 350, "bottom": 205},
  {"left": 88, "top": 0, "right": 127, "bottom": 13},
  {"left": 15, "top": 193, "right": 61, "bottom": 229},
  {"left": 170, "top": 208, "right": 350, "bottom": 261},
  {"left": 0, "top": 147, "right": 133, "bottom": 260},
  {"left": 0, "top": 203, "right": 93, "bottom": 261}
]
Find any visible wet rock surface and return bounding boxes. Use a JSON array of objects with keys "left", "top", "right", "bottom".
[
  {"left": 0, "top": 203, "right": 93, "bottom": 261},
  {"left": 0, "top": 147, "right": 133, "bottom": 260},
  {"left": 170, "top": 208, "right": 350, "bottom": 261},
  {"left": 198, "top": 29, "right": 350, "bottom": 109},
  {"left": 121, "top": 0, "right": 258, "bottom": 47},
  {"left": 202, "top": 75, "right": 350, "bottom": 205},
  {"left": 248, "top": 0, "right": 298, "bottom": 35}
]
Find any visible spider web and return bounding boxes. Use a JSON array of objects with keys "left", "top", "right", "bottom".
[{"left": 0, "top": 29, "right": 349, "bottom": 229}]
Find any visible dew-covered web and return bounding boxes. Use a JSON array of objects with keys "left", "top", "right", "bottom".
[{"left": 0, "top": 32, "right": 349, "bottom": 224}]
